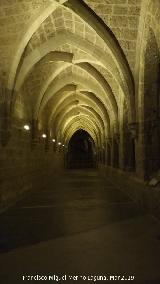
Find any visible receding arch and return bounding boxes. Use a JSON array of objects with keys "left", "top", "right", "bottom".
[
  {"left": 58, "top": 114, "right": 102, "bottom": 143},
  {"left": 54, "top": 105, "right": 105, "bottom": 143},
  {"left": 7, "top": 0, "right": 68, "bottom": 90},
  {"left": 47, "top": 91, "right": 110, "bottom": 135},
  {"left": 36, "top": 62, "right": 118, "bottom": 119},
  {"left": 65, "top": 0, "right": 135, "bottom": 117},
  {"left": 65, "top": 124, "right": 98, "bottom": 147},
  {"left": 37, "top": 72, "right": 117, "bottom": 125},
  {"left": 14, "top": 32, "right": 133, "bottom": 121},
  {"left": 61, "top": 115, "right": 100, "bottom": 145}
]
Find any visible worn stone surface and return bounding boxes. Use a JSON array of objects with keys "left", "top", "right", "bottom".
[{"left": 0, "top": 170, "right": 160, "bottom": 283}]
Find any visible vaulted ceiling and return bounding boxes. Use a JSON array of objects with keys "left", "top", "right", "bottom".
[{"left": 0, "top": 0, "right": 143, "bottom": 148}]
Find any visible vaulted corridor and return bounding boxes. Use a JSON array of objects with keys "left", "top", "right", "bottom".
[
  {"left": 0, "top": 0, "right": 160, "bottom": 283},
  {"left": 0, "top": 170, "right": 160, "bottom": 283}
]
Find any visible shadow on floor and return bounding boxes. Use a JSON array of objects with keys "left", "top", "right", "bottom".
[{"left": 0, "top": 170, "right": 142, "bottom": 253}]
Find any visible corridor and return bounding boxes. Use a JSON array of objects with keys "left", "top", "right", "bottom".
[
  {"left": 0, "top": 170, "right": 160, "bottom": 283},
  {"left": 0, "top": 0, "right": 160, "bottom": 283}
]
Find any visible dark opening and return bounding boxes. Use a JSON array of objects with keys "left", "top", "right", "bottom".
[{"left": 67, "top": 129, "right": 96, "bottom": 169}]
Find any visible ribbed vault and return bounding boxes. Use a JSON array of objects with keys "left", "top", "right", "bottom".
[{"left": 8, "top": 0, "right": 136, "bottom": 152}]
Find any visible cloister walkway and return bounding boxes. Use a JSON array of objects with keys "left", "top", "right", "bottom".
[{"left": 0, "top": 170, "right": 160, "bottom": 283}]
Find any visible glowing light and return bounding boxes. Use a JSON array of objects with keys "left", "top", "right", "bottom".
[
  {"left": 52, "top": 139, "right": 56, "bottom": 142},
  {"left": 62, "top": 144, "right": 65, "bottom": 147},
  {"left": 58, "top": 142, "right": 61, "bottom": 145},
  {"left": 24, "top": 125, "right": 30, "bottom": 131},
  {"left": 42, "top": 134, "right": 47, "bottom": 138}
]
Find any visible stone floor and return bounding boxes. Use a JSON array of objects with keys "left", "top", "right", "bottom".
[{"left": 0, "top": 170, "right": 160, "bottom": 283}]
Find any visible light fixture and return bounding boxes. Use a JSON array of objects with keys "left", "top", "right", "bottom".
[
  {"left": 62, "top": 144, "right": 65, "bottom": 147},
  {"left": 42, "top": 134, "right": 47, "bottom": 138},
  {"left": 52, "top": 139, "right": 56, "bottom": 142},
  {"left": 23, "top": 125, "right": 30, "bottom": 131},
  {"left": 58, "top": 142, "right": 61, "bottom": 145}
]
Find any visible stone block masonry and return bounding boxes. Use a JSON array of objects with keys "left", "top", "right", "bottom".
[{"left": 0, "top": 127, "right": 64, "bottom": 213}]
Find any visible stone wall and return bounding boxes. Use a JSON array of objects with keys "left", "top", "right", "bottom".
[
  {"left": 0, "top": 0, "right": 51, "bottom": 77},
  {"left": 0, "top": 126, "right": 64, "bottom": 213},
  {"left": 135, "top": 0, "right": 160, "bottom": 179},
  {"left": 84, "top": 0, "right": 142, "bottom": 72}
]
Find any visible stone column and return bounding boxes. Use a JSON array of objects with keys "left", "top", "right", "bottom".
[
  {"left": 127, "top": 122, "right": 142, "bottom": 175},
  {"left": 119, "top": 130, "right": 125, "bottom": 170},
  {"left": 44, "top": 129, "right": 50, "bottom": 152},
  {"left": 106, "top": 138, "right": 111, "bottom": 166},
  {"left": 111, "top": 133, "right": 120, "bottom": 168},
  {"left": 0, "top": 113, "right": 11, "bottom": 147},
  {"left": 31, "top": 119, "right": 39, "bottom": 149},
  {"left": 0, "top": 73, "right": 11, "bottom": 146}
]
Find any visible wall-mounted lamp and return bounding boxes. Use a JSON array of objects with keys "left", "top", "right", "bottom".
[
  {"left": 23, "top": 125, "right": 30, "bottom": 131},
  {"left": 62, "top": 144, "right": 65, "bottom": 147},
  {"left": 52, "top": 139, "right": 56, "bottom": 143},
  {"left": 58, "top": 142, "right": 61, "bottom": 145},
  {"left": 42, "top": 134, "right": 47, "bottom": 138}
]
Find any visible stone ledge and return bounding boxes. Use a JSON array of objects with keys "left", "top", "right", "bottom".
[{"left": 98, "top": 164, "right": 160, "bottom": 221}]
